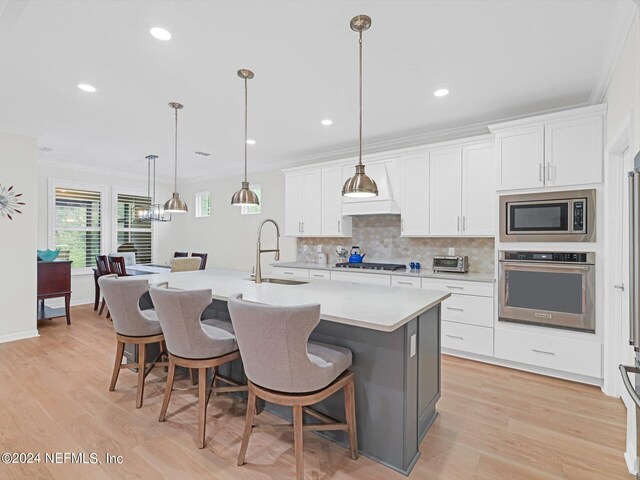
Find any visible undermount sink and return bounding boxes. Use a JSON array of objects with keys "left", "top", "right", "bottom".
[{"left": 247, "top": 277, "right": 309, "bottom": 285}]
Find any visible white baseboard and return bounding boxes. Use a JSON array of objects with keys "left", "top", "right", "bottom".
[
  {"left": 46, "top": 298, "right": 93, "bottom": 308},
  {"left": 0, "top": 330, "right": 39, "bottom": 344}
]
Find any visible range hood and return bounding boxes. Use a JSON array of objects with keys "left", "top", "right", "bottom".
[{"left": 342, "top": 159, "right": 401, "bottom": 215}]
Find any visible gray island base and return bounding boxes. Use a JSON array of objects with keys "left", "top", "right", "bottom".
[{"left": 210, "top": 300, "right": 441, "bottom": 475}]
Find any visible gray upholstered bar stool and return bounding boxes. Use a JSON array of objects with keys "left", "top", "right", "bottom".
[
  {"left": 149, "top": 285, "right": 248, "bottom": 449},
  {"left": 98, "top": 275, "right": 168, "bottom": 408},
  {"left": 228, "top": 293, "right": 358, "bottom": 480}
]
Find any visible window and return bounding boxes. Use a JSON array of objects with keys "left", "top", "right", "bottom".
[
  {"left": 53, "top": 187, "right": 102, "bottom": 268},
  {"left": 195, "top": 191, "right": 212, "bottom": 218},
  {"left": 241, "top": 184, "right": 261, "bottom": 215},
  {"left": 115, "top": 192, "right": 152, "bottom": 264}
]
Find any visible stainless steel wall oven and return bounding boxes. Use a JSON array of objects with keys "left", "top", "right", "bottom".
[{"left": 498, "top": 251, "right": 595, "bottom": 332}]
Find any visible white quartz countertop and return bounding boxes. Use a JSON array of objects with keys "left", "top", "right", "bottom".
[
  {"left": 272, "top": 262, "right": 496, "bottom": 283},
  {"left": 142, "top": 269, "right": 450, "bottom": 333}
]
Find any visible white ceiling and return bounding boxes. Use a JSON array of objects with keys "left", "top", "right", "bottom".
[{"left": 0, "top": 0, "right": 635, "bottom": 181}]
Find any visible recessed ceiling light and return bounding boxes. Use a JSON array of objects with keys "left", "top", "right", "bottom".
[
  {"left": 434, "top": 88, "right": 449, "bottom": 97},
  {"left": 321, "top": 119, "right": 333, "bottom": 126},
  {"left": 194, "top": 151, "right": 211, "bottom": 156},
  {"left": 39, "top": 146, "right": 53, "bottom": 152},
  {"left": 78, "top": 84, "right": 96, "bottom": 92},
  {"left": 246, "top": 139, "right": 256, "bottom": 145},
  {"left": 150, "top": 27, "right": 172, "bottom": 41}
]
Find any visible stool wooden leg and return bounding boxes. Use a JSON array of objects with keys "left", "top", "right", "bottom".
[
  {"left": 190, "top": 368, "right": 197, "bottom": 385},
  {"left": 237, "top": 388, "right": 256, "bottom": 466},
  {"left": 159, "top": 358, "right": 176, "bottom": 422},
  {"left": 160, "top": 341, "right": 168, "bottom": 373},
  {"left": 135, "top": 343, "right": 146, "bottom": 409},
  {"left": 109, "top": 341, "right": 125, "bottom": 391},
  {"left": 293, "top": 405, "right": 304, "bottom": 480},
  {"left": 99, "top": 299, "right": 106, "bottom": 315},
  {"left": 344, "top": 376, "right": 358, "bottom": 460},
  {"left": 197, "top": 367, "right": 208, "bottom": 448}
]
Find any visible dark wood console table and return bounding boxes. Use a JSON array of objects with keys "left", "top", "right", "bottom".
[{"left": 37, "top": 260, "right": 72, "bottom": 325}]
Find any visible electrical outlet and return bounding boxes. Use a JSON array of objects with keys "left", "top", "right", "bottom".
[
  {"left": 317, "top": 245, "right": 323, "bottom": 253},
  {"left": 303, "top": 245, "right": 308, "bottom": 252}
]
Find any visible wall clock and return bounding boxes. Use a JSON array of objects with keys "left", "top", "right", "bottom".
[{"left": 0, "top": 184, "right": 25, "bottom": 220}]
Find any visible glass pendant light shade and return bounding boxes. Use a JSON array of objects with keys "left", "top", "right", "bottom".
[
  {"left": 342, "top": 164, "right": 378, "bottom": 198},
  {"left": 231, "top": 69, "right": 260, "bottom": 206},
  {"left": 164, "top": 102, "right": 188, "bottom": 213},
  {"left": 342, "top": 14, "right": 378, "bottom": 198},
  {"left": 231, "top": 181, "right": 260, "bottom": 206}
]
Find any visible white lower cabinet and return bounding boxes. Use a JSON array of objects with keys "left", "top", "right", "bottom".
[
  {"left": 330, "top": 271, "right": 391, "bottom": 286},
  {"left": 441, "top": 294, "right": 493, "bottom": 328},
  {"left": 494, "top": 328, "right": 602, "bottom": 378},
  {"left": 441, "top": 321, "right": 494, "bottom": 357}
]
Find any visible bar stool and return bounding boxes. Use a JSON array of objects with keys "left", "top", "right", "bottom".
[
  {"left": 149, "top": 285, "right": 248, "bottom": 449},
  {"left": 98, "top": 275, "right": 168, "bottom": 408},
  {"left": 228, "top": 293, "right": 358, "bottom": 480},
  {"left": 170, "top": 257, "right": 202, "bottom": 272}
]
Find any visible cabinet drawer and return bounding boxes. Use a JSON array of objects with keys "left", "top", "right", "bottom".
[
  {"left": 273, "top": 268, "right": 309, "bottom": 279},
  {"left": 422, "top": 278, "right": 494, "bottom": 297},
  {"left": 391, "top": 276, "right": 421, "bottom": 289},
  {"left": 494, "top": 329, "right": 602, "bottom": 378},
  {"left": 442, "top": 294, "right": 493, "bottom": 327},
  {"left": 309, "top": 269, "right": 330, "bottom": 280},
  {"left": 442, "top": 321, "right": 494, "bottom": 356},
  {"left": 330, "top": 271, "right": 391, "bottom": 286}
]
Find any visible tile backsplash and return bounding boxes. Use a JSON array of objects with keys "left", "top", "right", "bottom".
[{"left": 296, "top": 215, "right": 495, "bottom": 273}]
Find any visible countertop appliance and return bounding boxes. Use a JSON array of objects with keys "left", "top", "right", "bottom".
[
  {"left": 498, "top": 250, "right": 595, "bottom": 332},
  {"left": 334, "top": 262, "right": 406, "bottom": 271},
  {"left": 622, "top": 161, "right": 640, "bottom": 479},
  {"left": 499, "top": 189, "right": 596, "bottom": 242},
  {"left": 432, "top": 255, "right": 468, "bottom": 273}
]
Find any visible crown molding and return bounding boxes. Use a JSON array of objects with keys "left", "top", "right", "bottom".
[
  {"left": 590, "top": 2, "right": 638, "bottom": 105},
  {"left": 488, "top": 103, "right": 604, "bottom": 131}
]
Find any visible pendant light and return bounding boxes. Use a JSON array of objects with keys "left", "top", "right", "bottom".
[
  {"left": 164, "top": 102, "right": 188, "bottom": 213},
  {"left": 342, "top": 15, "right": 378, "bottom": 198},
  {"left": 231, "top": 69, "right": 260, "bottom": 206},
  {"left": 137, "top": 155, "right": 170, "bottom": 222}
]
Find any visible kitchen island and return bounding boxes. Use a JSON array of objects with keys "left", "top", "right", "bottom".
[{"left": 142, "top": 269, "right": 450, "bottom": 475}]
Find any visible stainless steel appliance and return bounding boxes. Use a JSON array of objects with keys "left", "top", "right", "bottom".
[
  {"left": 498, "top": 250, "right": 595, "bottom": 332},
  {"left": 499, "top": 189, "right": 596, "bottom": 242},
  {"left": 334, "top": 262, "right": 406, "bottom": 271},
  {"left": 432, "top": 255, "right": 468, "bottom": 273}
]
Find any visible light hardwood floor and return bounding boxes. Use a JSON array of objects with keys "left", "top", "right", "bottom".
[{"left": 0, "top": 305, "right": 630, "bottom": 479}]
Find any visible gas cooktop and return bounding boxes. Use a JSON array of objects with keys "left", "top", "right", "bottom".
[{"left": 335, "top": 262, "right": 407, "bottom": 271}]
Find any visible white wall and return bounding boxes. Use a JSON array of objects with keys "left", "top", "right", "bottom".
[
  {"left": 37, "top": 163, "right": 171, "bottom": 306},
  {"left": 157, "top": 169, "right": 296, "bottom": 274},
  {"left": 0, "top": 132, "right": 38, "bottom": 342}
]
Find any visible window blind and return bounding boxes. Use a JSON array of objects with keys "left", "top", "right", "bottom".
[
  {"left": 116, "top": 193, "right": 152, "bottom": 264},
  {"left": 54, "top": 187, "right": 102, "bottom": 268}
]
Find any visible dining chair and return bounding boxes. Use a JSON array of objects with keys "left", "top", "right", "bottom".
[
  {"left": 170, "top": 257, "right": 202, "bottom": 272},
  {"left": 109, "top": 256, "right": 128, "bottom": 276},
  {"left": 228, "top": 293, "right": 358, "bottom": 480},
  {"left": 149, "top": 285, "right": 248, "bottom": 448},
  {"left": 98, "top": 275, "right": 168, "bottom": 408},
  {"left": 191, "top": 252, "right": 208, "bottom": 270},
  {"left": 95, "top": 255, "right": 110, "bottom": 313},
  {"left": 174, "top": 251, "right": 189, "bottom": 257}
]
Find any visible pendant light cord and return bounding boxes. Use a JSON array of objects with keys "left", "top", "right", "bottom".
[
  {"left": 152, "top": 157, "right": 156, "bottom": 205},
  {"left": 244, "top": 77, "right": 248, "bottom": 183},
  {"left": 358, "top": 30, "right": 363, "bottom": 167},
  {"left": 173, "top": 106, "right": 179, "bottom": 192}
]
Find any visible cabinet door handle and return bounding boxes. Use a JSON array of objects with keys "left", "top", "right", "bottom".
[
  {"left": 614, "top": 283, "right": 625, "bottom": 291},
  {"left": 532, "top": 349, "right": 555, "bottom": 356},
  {"left": 547, "top": 162, "right": 552, "bottom": 182},
  {"left": 539, "top": 163, "right": 543, "bottom": 182},
  {"left": 445, "top": 285, "right": 464, "bottom": 290},
  {"left": 312, "top": 274, "right": 324, "bottom": 278},
  {"left": 457, "top": 216, "right": 460, "bottom": 232},
  {"left": 401, "top": 218, "right": 405, "bottom": 232},
  {"left": 338, "top": 220, "right": 341, "bottom": 233},
  {"left": 462, "top": 216, "right": 466, "bottom": 232},
  {"left": 301, "top": 222, "right": 304, "bottom": 233},
  {"left": 397, "top": 281, "right": 413, "bottom": 285},
  {"left": 445, "top": 306, "right": 464, "bottom": 311},
  {"left": 445, "top": 334, "right": 464, "bottom": 340},
  {"left": 283, "top": 271, "right": 294, "bottom": 275},
  {"left": 298, "top": 222, "right": 301, "bottom": 233}
]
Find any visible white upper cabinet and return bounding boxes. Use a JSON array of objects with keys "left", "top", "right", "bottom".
[
  {"left": 321, "top": 166, "right": 352, "bottom": 237},
  {"left": 429, "top": 147, "right": 463, "bottom": 236},
  {"left": 284, "top": 171, "right": 303, "bottom": 236},
  {"left": 462, "top": 142, "right": 495, "bottom": 236},
  {"left": 400, "top": 152, "right": 430, "bottom": 236},
  {"left": 494, "top": 126, "right": 544, "bottom": 191},
  {"left": 301, "top": 169, "right": 322, "bottom": 236},
  {"left": 490, "top": 104, "right": 605, "bottom": 192},
  {"left": 545, "top": 115, "right": 603, "bottom": 187}
]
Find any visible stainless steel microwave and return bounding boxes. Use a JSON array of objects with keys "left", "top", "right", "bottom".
[{"left": 499, "top": 189, "right": 596, "bottom": 242}]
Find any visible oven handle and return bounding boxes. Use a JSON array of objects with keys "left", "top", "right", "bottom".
[
  {"left": 499, "top": 262, "right": 591, "bottom": 271},
  {"left": 619, "top": 364, "right": 640, "bottom": 408}
]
